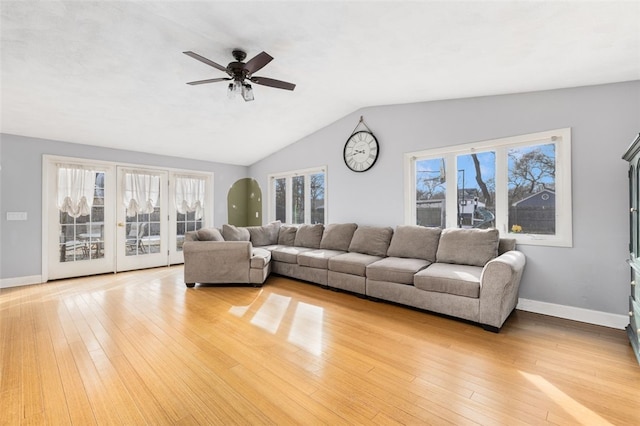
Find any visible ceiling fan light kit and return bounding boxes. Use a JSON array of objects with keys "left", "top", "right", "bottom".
[
  {"left": 227, "top": 81, "right": 254, "bottom": 101},
  {"left": 184, "top": 49, "right": 295, "bottom": 102}
]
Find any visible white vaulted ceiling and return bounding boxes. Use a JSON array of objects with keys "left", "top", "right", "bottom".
[{"left": 1, "top": 1, "right": 639, "bottom": 165}]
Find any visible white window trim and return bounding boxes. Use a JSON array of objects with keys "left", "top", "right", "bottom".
[
  {"left": 268, "top": 165, "right": 327, "bottom": 224},
  {"left": 404, "top": 128, "right": 572, "bottom": 247}
]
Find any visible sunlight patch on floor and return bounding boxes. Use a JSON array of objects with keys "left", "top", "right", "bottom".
[
  {"left": 520, "top": 371, "right": 613, "bottom": 425},
  {"left": 288, "top": 302, "right": 324, "bottom": 356},
  {"left": 250, "top": 293, "right": 291, "bottom": 334},
  {"left": 229, "top": 291, "right": 325, "bottom": 355}
]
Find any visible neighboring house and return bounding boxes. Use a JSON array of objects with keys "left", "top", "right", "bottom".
[{"left": 510, "top": 189, "right": 556, "bottom": 234}]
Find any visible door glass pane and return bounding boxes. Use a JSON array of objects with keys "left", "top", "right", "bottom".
[
  {"left": 275, "top": 178, "right": 286, "bottom": 223},
  {"left": 310, "top": 172, "right": 325, "bottom": 224},
  {"left": 508, "top": 144, "right": 555, "bottom": 235},
  {"left": 175, "top": 176, "right": 205, "bottom": 251},
  {"left": 124, "top": 172, "right": 161, "bottom": 256},
  {"left": 58, "top": 171, "right": 105, "bottom": 262},
  {"left": 292, "top": 176, "right": 305, "bottom": 224},
  {"left": 456, "top": 152, "right": 496, "bottom": 229},
  {"left": 416, "top": 158, "right": 446, "bottom": 227}
]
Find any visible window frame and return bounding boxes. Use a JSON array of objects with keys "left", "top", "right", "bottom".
[
  {"left": 404, "top": 128, "right": 572, "bottom": 247},
  {"left": 268, "top": 166, "right": 327, "bottom": 224}
]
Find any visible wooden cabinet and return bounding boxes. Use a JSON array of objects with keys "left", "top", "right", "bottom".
[{"left": 622, "top": 133, "right": 640, "bottom": 365}]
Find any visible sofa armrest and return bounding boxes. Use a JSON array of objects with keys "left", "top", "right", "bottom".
[
  {"left": 478, "top": 250, "right": 526, "bottom": 329},
  {"left": 183, "top": 241, "right": 252, "bottom": 284}
]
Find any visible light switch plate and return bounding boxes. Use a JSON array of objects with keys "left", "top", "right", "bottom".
[{"left": 7, "top": 212, "right": 27, "bottom": 221}]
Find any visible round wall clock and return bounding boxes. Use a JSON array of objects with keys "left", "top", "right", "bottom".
[{"left": 343, "top": 130, "right": 379, "bottom": 172}]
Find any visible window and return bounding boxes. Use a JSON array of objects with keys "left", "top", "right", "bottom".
[
  {"left": 269, "top": 167, "right": 327, "bottom": 224},
  {"left": 405, "top": 128, "right": 572, "bottom": 247},
  {"left": 174, "top": 174, "right": 207, "bottom": 252}
]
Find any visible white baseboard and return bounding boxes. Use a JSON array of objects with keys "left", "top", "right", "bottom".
[
  {"left": 0, "top": 275, "right": 43, "bottom": 289},
  {"left": 517, "top": 298, "right": 628, "bottom": 330}
]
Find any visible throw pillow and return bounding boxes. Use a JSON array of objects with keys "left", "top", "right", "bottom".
[
  {"left": 436, "top": 228, "right": 499, "bottom": 266},
  {"left": 348, "top": 226, "right": 394, "bottom": 257},
  {"left": 294, "top": 224, "right": 324, "bottom": 248},
  {"left": 247, "top": 221, "right": 281, "bottom": 246},
  {"left": 221, "top": 224, "right": 250, "bottom": 242},
  {"left": 278, "top": 225, "right": 298, "bottom": 246},
  {"left": 387, "top": 225, "right": 441, "bottom": 262},
  {"left": 196, "top": 227, "right": 224, "bottom": 242},
  {"left": 320, "top": 223, "right": 358, "bottom": 251}
]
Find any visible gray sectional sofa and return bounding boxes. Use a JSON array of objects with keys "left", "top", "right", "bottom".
[{"left": 183, "top": 222, "right": 526, "bottom": 331}]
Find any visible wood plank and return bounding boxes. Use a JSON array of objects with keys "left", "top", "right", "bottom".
[{"left": 1, "top": 268, "right": 640, "bottom": 425}]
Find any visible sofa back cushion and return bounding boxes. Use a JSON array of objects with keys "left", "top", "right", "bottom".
[
  {"left": 196, "top": 227, "right": 224, "bottom": 242},
  {"left": 348, "top": 226, "right": 394, "bottom": 257},
  {"left": 294, "top": 224, "right": 324, "bottom": 248},
  {"left": 320, "top": 223, "right": 357, "bottom": 251},
  {"left": 278, "top": 226, "right": 298, "bottom": 246},
  {"left": 498, "top": 238, "right": 516, "bottom": 254},
  {"left": 387, "top": 225, "right": 441, "bottom": 262},
  {"left": 222, "top": 224, "right": 250, "bottom": 242},
  {"left": 436, "top": 228, "right": 499, "bottom": 266},
  {"left": 246, "top": 221, "right": 281, "bottom": 246}
]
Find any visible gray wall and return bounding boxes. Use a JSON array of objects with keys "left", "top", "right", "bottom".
[
  {"left": 249, "top": 81, "right": 640, "bottom": 316},
  {"left": 0, "top": 133, "right": 247, "bottom": 279}
]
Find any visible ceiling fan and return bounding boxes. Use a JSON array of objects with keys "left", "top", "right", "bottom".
[{"left": 183, "top": 49, "right": 296, "bottom": 101}]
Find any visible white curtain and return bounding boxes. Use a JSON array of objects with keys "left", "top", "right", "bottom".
[
  {"left": 123, "top": 171, "right": 160, "bottom": 217},
  {"left": 57, "top": 164, "right": 96, "bottom": 218},
  {"left": 175, "top": 175, "right": 205, "bottom": 220}
]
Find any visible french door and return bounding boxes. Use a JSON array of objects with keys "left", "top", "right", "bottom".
[
  {"left": 46, "top": 161, "right": 116, "bottom": 280},
  {"left": 45, "top": 156, "right": 213, "bottom": 281},
  {"left": 115, "top": 167, "right": 169, "bottom": 272}
]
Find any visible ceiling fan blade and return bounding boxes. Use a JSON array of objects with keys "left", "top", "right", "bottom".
[
  {"left": 244, "top": 52, "right": 273, "bottom": 74},
  {"left": 183, "top": 51, "right": 228, "bottom": 73},
  {"left": 186, "top": 77, "right": 231, "bottom": 85},
  {"left": 250, "top": 76, "right": 296, "bottom": 91}
]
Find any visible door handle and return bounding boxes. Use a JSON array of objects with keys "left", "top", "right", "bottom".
[{"left": 117, "top": 223, "right": 125, "bottom": 227}]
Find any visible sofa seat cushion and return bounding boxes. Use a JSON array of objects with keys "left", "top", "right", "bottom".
[
  {"left": 366, "top": 257, "right": 431, "bottom": 285},
  {"left": 251, "top": 248, "right": 272, "bottom": 269},
  {"left": 414, "top": 263, "right": 482, "bottom": 298},
  {"left": 270, "top": 246, "right": 313, "bottom": 264},
  {"left": 329, "top": 252, "right": 384, "bottom": 277},
  {"left": 297, "top": 249, "right": 346, "bottom": 269}
]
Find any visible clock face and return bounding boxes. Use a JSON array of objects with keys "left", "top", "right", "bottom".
[{"left": 343, "top": 131, "right": 379, "bottom": 172}]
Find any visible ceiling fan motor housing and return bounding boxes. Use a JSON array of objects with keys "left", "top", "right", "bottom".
[{"left": 227, "top": 61, "right": 249, "bottom": 80}]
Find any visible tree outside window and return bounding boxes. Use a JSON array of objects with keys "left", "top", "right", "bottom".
[{"left": 508, "top": 144, "right": 556, "bottom": 234}]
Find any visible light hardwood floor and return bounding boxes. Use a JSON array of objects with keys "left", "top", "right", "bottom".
[{"left": 1, "top": 266, "right": 639, "bottom": 425}]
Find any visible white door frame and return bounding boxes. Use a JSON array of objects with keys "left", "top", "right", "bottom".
[
  {"left": 42, "top": 155, "right": 214, "bottom": 281},
  {"left": 43, "top": 156, "right": 116, "bottom": 280},
  {"left": 116, "top": 167, "right": 169, "bottom": 272}
]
